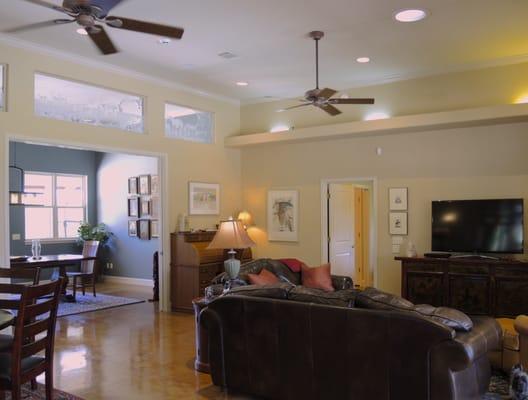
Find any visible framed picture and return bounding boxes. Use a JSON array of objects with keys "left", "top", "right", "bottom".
[
  {"left": 0, "top": 64, "right": 6, "bottom": 112},
  {"left": 128, "top": 177, "right": 138, "bottom": 195},
  {"left": 128, "top": 220, "right": 138, "bottom": 237},
  {"left": 151, "top": 197, "right": 160, "bottom": 219},
  {"left": 189, "top": 182, "right": 220, "bottom": 215},
  {"left": 151, "top": 175, "right": 159, "bottom": 196},
  {"left": 267, "top": 190, "right": 299, "bottom": 242},
  {"left": 138, "top": 219, "right": 151, "bottom": 240},
  {"left": 139, "top": 175, "right": 151, "bottom": 195},
  {"left": 128, "top": 198, "right": 140, "bottom": 218},
  {"left": 389, "top": 212, "right": 408, "bottom": 235},
  {"left": 389, "top": 188, "right": 408, "bottom": 210},
  {"left": 151, "top": 220, "right": 159, "bottom": 238},
  {"left": 140, "top": 199, "right": 151, "bottom": 217}
]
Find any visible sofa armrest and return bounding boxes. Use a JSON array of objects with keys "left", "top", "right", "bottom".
[
  {"left": 331, "top": 275, "right": 353, "bottom": 290},
  {"left": 514, "top": 315, "right": 528, "bottom": 336}
]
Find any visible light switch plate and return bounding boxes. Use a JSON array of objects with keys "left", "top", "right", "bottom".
[
  {"left": 11, "top": 234, "right": 21, "bottom": 241},
  {"left": 392, "top": 244, "right": 401, "bottom": 254}
]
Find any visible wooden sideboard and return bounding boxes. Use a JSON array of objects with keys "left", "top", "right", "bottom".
[
  {"left": 170, "top": 231, "right": 252, "bottom": 313},
  {"left": 397, "top": 256, "right": 528, "bottom": 318}
]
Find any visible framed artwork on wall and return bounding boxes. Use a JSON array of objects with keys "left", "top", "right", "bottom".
[
  {"left": 151, "top": 220, "right": 159, "bottom": 238},
  {"left": 139, "top": 175, "right": 151, "bottom": 195},
  {"left": 389, "top": 188, "right": 408, "bottom": 211},
  {"left": 189, "top": 182, "right": 220, "bottom": 215},
  {"left": 128, "top": 220, "right": 138, "bottom": 237},
  {"left": 0, "top": 64, "right": 6, "bottom": 112},
  {"left": 389, "top": 212, "right": 408, "bottom": 235},
  {"left": 151, "top": 175, "right": 159, "bottom": 196},
  {"left": 151, "top": 197, "right": 160, "bottom": 219},
  {"left": 128, "top": 177, "right": 138, "bottom": 195},
  {"left": 140, "top": 199, "right": 151, "bottom": 217},
  {"left": 138, "top": 219, "right": 150, "bottom": 240},
  {"left": 128, "top": 198, "right": 140, "bottom": 217},
  {"left": 267, "top": 190, "right": 299, "bottom": 242}
]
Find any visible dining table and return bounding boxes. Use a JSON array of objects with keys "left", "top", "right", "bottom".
[{"left": 10, "top": 254, "right": 98, "bottom": 301}]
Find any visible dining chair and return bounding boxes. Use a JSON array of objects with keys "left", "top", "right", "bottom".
[
  {"left": 67, "top": 240, "right": 99, "bottom": 299},
  {"left": 0, "top": 268, "right": 40, "bottom": 285},
  {"left": 0, "top": 278, "right": 63, "bottom": 400}
]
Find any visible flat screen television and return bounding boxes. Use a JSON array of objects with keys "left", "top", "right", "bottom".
[{"left": 432, "top": 199, "right": 524, "bottom": 254}]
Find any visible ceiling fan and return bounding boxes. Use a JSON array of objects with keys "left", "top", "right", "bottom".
[
  {"left": 278, "top": 31, "right": 374, "bottom": 116},
  {"left": 4, "top": 0, "right": 184, "bottom": 55}
]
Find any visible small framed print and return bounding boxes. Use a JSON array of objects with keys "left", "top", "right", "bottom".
[
  {"left": 140, "top": 199, "right": 151, "bottom": 217},
  {"left": 128, "top": 198, "right": 140, "bottom": 217},
  {"left": 267, "top": 190, "right": 299, "bottom": 242},
  {"left": 138, "top": 219, "right": 151, "bottom": 240},
  {"left": 389, "top": 188, "right": 408, "bottom": 211},
  {"left": 128, "top": 220, "right": 138, "bottom": 237},
  {"left": 151, "top": 220, "right": 159, "bottom": 238},
  {"left": 128, "top": 177, "right": 138, "bottom": 195},
  {"left": 0, "top": 64, "right": 6, "bottom": 112},
  {"left": 189, "top": 182, "right": 220, "bottom": 215},
  {"left": 389, "top": 212, "right": 408, "bottom": 235},
  {"left": 151, "top": 197, "right": 160, "bottom": 219},
  {"left": 139, "top": 175, "right": 151, "bottom": 195},
  {"left": 151, "top": 175, "right": 159, "bottom": 196}
]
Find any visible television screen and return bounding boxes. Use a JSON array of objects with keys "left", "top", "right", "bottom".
[{"left": 432, "top": 199, "right": 524, "bottom": 254}]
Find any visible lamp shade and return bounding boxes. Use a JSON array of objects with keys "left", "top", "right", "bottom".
[{"left": 207, "top": 219, "right": 256, "bottom": 250}]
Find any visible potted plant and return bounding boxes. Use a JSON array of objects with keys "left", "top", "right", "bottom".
[{"left": 77, "top": 222, "right": 112, "bottom": 246}]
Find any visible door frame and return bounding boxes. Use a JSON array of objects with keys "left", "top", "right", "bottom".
[
  {"left": 320, "top": 177, "right": 378, "bottom": 287},
  {"left": 3, "top": 133, "right": 171, "bottom": 312}
]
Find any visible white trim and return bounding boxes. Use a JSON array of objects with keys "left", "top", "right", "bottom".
[
  {"left": 103, "top": 275, "right": 153, "bottom": 287},
  {"left": 321, "top": 177, "right": 378, "bottom": 288},
  {"left": 0, "top": 34, "right": 240, "bottom": 106},
  {"left": 4, "top": 133, "right": 171, "bottom": 312}
]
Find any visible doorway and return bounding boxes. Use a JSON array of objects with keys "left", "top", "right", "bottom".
[{"left": 321, "top": 178, "right": 377, "bottom": 288}]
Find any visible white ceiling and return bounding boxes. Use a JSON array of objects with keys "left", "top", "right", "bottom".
[{"left": 2, "top": 0, "right": 528, "bottom": 104}]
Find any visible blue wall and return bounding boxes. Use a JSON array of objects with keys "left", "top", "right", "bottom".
[{"left": 9, "top": 142, "right": 98, "bottom": 256}]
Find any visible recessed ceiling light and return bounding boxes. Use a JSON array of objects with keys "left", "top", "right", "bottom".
[
  {"left": 219, "top": 52, "right": 238, "bottom": 59},
  {"left": 76, "top": 28, "right": 88, "bottom": 36},
  {"left": 394, "top": 9, "right": 428, "bottom": 22},
  {"left": 158, "top": 38, "right": 171, "bottom": 45},
  {"left": 356, "top": 57, "right": 370, "bottom": 63},
  {"left": 365, "top": 111, "right": 391, "bottom": 121},
  {"left": 236, "top": 81, "right": 249, "bottom": 87}
]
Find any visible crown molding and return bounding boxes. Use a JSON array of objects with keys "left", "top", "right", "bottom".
[{"left": 0, "top": 33, "right": 240, "bottom": 106}]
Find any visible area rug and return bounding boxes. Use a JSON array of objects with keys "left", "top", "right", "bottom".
[
  {"left": 484, "top": 371, "right": 510, "bottom": 399},
  {"left": 58, "top": 293, "right": 145, "bottom": 317},
  {"left": 2, "top": 382, "right": 84, "bottom": 399}
]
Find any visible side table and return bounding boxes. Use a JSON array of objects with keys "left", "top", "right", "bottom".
[{"left": 192, "top": 297, "right": 210, "bottom": 373}]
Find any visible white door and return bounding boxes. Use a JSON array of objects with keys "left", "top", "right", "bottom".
[{"left": 328, "top": 184, "right": 355, "bottom": 279}]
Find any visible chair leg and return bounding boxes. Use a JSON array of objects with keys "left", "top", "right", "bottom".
[
  {"left": 11, "top": 387, "right": 21, "bottom": 400},
  {"left": 82, "top": 278, "right": 86, "bottom": 296},
  {"left": 73, "top": 276, "right": 77, "bottom": 299},
  {"left": 31, "top": 378, "right": 37, "bottom": 390},
  {"left": 93, "top": 277, "right": 96, "bottom": 297},
  {"left": 45, "top": 368, "right": 53, "bottom": 400}
]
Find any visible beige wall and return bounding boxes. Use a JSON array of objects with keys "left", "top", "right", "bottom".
[
  {"left": 241, "top": 61, "right": 528, "bottom": 134},
  {"left": 0, "top": 42, "right": 242, "bottom": 305},
  {"left": 241, "top": 122, "right": 528, "bottom": 295}
]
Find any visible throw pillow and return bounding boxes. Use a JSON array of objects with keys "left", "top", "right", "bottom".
[
  {"left": 248, "top": 268, "right": 280, "bottom": 285},
  {"left": 301, "top": 263, "right": 335, "bottom": 292},
  {"left": 279, "top": 258, "right": 304, "bottom": 273}
]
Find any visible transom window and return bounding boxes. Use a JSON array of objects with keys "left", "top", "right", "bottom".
[
  {"left": 165, "top": 103, "right": 214, "bottom": 143},
  {"left": 24, "top": 172, "right": 88, "bottom": 241}
]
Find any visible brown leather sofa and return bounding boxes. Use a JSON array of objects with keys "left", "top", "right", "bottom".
[{"left": 201, "top": 291, "right": 501, "bottom": 400}]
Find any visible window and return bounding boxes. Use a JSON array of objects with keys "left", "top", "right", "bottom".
[
  {"left": 24, "top": 172, "right": 88, "bottom": 241},
  {"left": 34, "top": 73, "right": 144, "bottom": 133},
  {"left": 165, "top": 103, "right": 214, "bottom": 143}
]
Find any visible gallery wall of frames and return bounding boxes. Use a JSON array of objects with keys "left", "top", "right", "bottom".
[{"left": 127, "top": 174, "right": 160, "bottom": 240}]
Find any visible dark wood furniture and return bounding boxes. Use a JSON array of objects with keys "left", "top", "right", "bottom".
[
  {"left": 0, "top": 279, "right": 63, "bottom": 400},
  {"left": 192, "top": 297, "right": 210, "bottom": 373},
  {"left": 66, "top": 241, "right": 100, "bottom": 300},
  {"left": 170, "top": 231, "right": 252, "bottom": 313},
  {"left": 397, "top": 256, "right": 528, "bottom": 317},
  {"left": 0, "top": 268, "right": 40, "bottom": 285}
]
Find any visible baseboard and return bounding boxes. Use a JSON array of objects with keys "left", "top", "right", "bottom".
[{"left": 102, "top": 275, "right": 152, "bottom": 287}]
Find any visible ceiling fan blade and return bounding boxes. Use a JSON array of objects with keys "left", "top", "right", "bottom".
[
  {"left": 316, "top": 103, "right": 342, "bottom": 116},
  {"left": 329, "top": 98, "right": 375, "bottom": 105},
  {"left": 87, "top": 25, "right": 118, "bottom": 55},
  {"left": 277, "top": 103, "right": 312, "bottom": 112},
  {"left": 3, "top": 19, "right": 74, "bottom": 33},
  {"left": 105, "top": 16, "right": 184, "bottom": 39},
  {"left": 21, "top": 0, "right": 71, "bottom": 13},
  {"left": 317, "top": 88, "right": 337, "bottom": 99}
]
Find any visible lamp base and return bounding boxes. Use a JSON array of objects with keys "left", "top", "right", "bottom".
[{"left": 224, "top": 250, "right": 241, "bottom": 280}]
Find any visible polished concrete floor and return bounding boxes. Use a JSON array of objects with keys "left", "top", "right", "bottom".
[{"left": 48, "top": 282, "right": 249, "bottom": 400}]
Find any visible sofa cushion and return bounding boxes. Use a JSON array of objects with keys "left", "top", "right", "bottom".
[
  {"left": 356, "top": 287, "right": 414, "bottom": 311},
  {"left": 248, "top": 268, "right": 280, "bottom": 285},
  {"left": 212, "top": 259, "right": 302, "bottom": 286},
  {"left": 288, "top": 286, "right": 358, "bottom": 307},
  {"left": 414, "top": 304, "right": 473, "bottom": 332},
  {"left": 226, "top": 283, "right": 293, "bottom": 300},
  {"left": 301, "top": 263, "right": 334, "bottom": 292},
  {"left": 279, "top": 258, "right": 304, "bottom": 273}
]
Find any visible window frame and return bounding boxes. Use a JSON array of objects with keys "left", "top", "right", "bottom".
[
  {"left": 24, "top": 171, "right": 88, "bottom": 244},
  {"left": 164, "top": 101, "right": 216, "bottom": 144}
]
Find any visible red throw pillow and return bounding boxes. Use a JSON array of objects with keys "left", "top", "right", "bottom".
[
  {"left": 279, "top": 258, "right": 304, "bottom": 273},
  {"left": 301, "top": 263, "right": 335, "bottom": 292},
  {"left": 248, "top": 268, "right": 280, "bottom": 285}
]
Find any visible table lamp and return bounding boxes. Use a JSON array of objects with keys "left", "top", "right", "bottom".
[{"left": 207, "top": 218, "right": 256, "bottom": 279}]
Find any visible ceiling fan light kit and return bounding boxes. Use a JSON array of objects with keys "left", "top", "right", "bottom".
[
  {"left": 5, "top": 0, "right": 185, "bottom": 55},
  {"left": 278, "top": 30, "right": 375, "bottom": 116}
]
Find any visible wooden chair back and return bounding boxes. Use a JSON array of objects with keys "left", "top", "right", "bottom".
[
  {"left": 0, "top": 267, "right": 40, "bottom": 285},
  {"left": 80, "top": 241, "right": 99, "bottom": 274}
]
